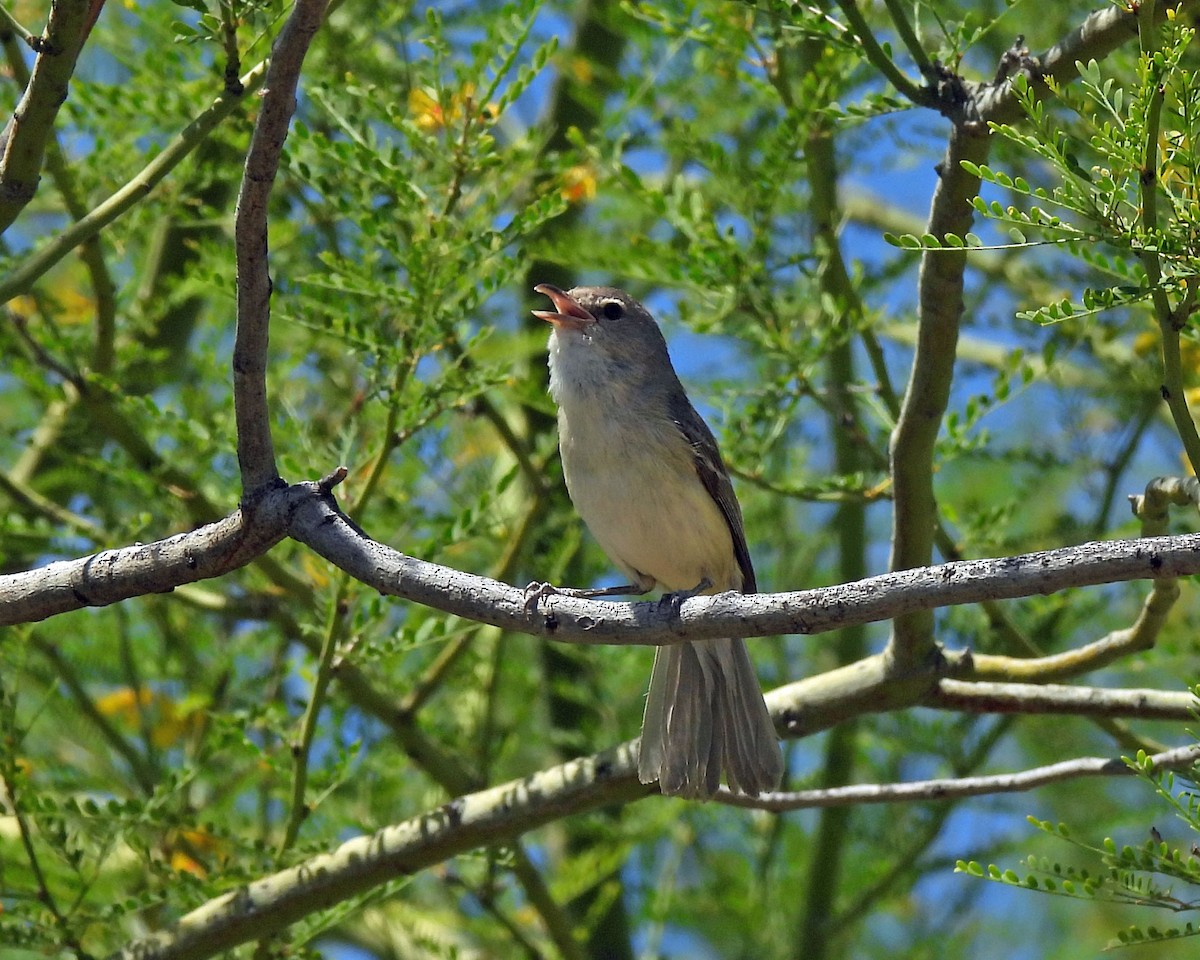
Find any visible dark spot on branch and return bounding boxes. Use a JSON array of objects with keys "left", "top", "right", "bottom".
[
  {"left": 442, "top": 797, "right": 465, "bottom": 828},
  {"left": 1149, "top": 553, "right": 1163, "bottom": 571}
]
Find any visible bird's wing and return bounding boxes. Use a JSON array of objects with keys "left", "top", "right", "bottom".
[{"left": 669, "top": 392, "right": 757, "bottom": 594}]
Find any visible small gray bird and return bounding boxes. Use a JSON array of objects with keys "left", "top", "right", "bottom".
[{"left": 532, "top": 283, "right": 783, "bottom": 798}]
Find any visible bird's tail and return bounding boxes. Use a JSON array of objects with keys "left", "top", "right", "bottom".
[{"left": 638, "top": 637, "right": 783, "bottom": 798}]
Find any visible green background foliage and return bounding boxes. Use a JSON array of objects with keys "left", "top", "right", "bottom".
[{"left": 2, "top": 0, "right": 1200, "bottom": 957}]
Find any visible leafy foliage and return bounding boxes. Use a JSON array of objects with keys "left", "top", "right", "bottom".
[
  {"left": 959, "top": 739, "right": 1200, "bottom": 950},
  {"left": 2, "top": 1, "right": 1200, "bottom": 959}
]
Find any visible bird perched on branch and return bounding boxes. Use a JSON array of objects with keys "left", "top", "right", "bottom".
[{"left": 531, "top": 283, "right": 783, "bottom": 799}]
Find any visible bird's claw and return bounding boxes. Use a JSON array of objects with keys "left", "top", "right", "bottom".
[
  {"left": 524, "top": 580, "right": 559, "bottom": 613},
  {"left": 656, "top": 577, "right": 714, "bottom": 618},
  {"left": 657, "top": 592, "right": 686, "bottom": 617}
]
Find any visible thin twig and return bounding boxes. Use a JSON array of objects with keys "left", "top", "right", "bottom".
[
  {"left": 831, "top": 0, "right": 932, "bottom": 106},
  {"left": 0, "top": 59, "right": 267, "bottom": 304},
  {"left": 881, "top": 0, "right": 935, "bottom": 78},
  {"left": 715, "top": 743, "right": 1200, "bottom": 811},
  {"left": 0, "top": 4, "right": 36, "bottom": 45},
  {"left": 277, "top": 576, "right": 349, "bottom": 855},
  {"left": 1134, "top": 1, "right": 1200, "bottom": 474}
]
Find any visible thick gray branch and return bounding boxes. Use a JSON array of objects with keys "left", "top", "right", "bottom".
[
  {"left": 107, "top": 743, "right": 646, "bottom": 960},
  {"left": 232, "top": 0, "right": 328, "bottom": 493},
  {"left": 0, "top": 484, "right": 295, "bottom": 626},
  {"left": 973, "top": 2, "right": 1155, "bottom": 125},
  {"left": 8, "top": 476, "right": 1200, "bottom": 637},
  {"left": 107, "top": 686, "right": 1198, "bottom": 960}
]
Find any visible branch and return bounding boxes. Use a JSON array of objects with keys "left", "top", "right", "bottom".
[
  {"left": 965, "top": 582, "right": 1178, "bottom": 682},
  {"left": 0, "top": 484, "right": 295, "bottom": 626},
  {"left": 0, "top": 59, "right": 268, "bottom": 305},
  {"left": 104, "top": 675, "right": 1198, "bottom": 960},
  {"left": 831, "top": 0, "right": 933, "bottom": 107},
  {"left": 886, "top": 123, "right": 987, "bottom": 665},
  {"left": 971, "top": 0, "right": 1200, "bottom": 125},
  {"left": 966, "top": 475, "right": 1197, "bottom": 682},
  {"left": 928, "top": 679, "right": 1195, "bottom": 720},
  {"left": 880, "top": 0, "right": 934, "bottom": 79},
  {"left": 7, "top": 466, "right": 1200, "bottom": 638},
  {"left": 0, "top": 0, "right": 92, "bottom": 232},
  {"left": 289, "top": 491, "right": 1200, "bottom": 644},
  {"left": 881, "top": 0, "right": 1192, "bottom": 665},
  {"left": 715, "top": 743, "right": 1200, "bottom": 810},
  {"left": 233, "top": 0, "right": 328, "bottom": 493},
  {"left": 0, "top": 28, "right": 117, "bottom": 374},
  {"left": 107, "top": 743, "right": 647, "bottom": 960}
]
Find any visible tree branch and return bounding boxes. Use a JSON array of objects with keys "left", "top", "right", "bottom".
[
  {"left": 715, "top": 743, "right": 1200, "bottom": 810},
  {"left": 971, "top": 1, "right": 1193, "bottom": 126},
  {"left": 966, "top": 475, "right": 1196, "bottom": 682},
  {"left": 830, "top": 0, "right": 934, "bottom": 107},
  {"left": 233, "top": 0, "right": 328, "bottom": 493},
  {"left": 6, "top": 472, "right": 1200, "bottom": 640},
  {"left": 104, "top": 685, "right": 1199, "bottom": 960},
  {"left": 107, "top": 743, "right": 646, "bottom": 960},
  {"left": 290, "top": 491, "right": 1200, "bottom": 648},
  {"left": 886, "top": 124, "right": 988, "bottom": 666},
  {"left": 0, "top": 0, "right": 92, "bottom": 232},
  {"left": 0, "top": 485, "right": 294, "bottom": 626},
  {"left": 881, "top": 0, "right": 1198, "bottom": 666},
  {"left": 928, "top": 679, "right": 1195, "bottom": 719},
  {"left": 0, "top": 59, "right": 268, "bottom": 305}
]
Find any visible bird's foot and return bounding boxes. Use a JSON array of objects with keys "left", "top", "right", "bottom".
[
  {"left": 657, "top": 577, "right": 714, "bottom": 617},
  {"left": 524, "top": 580, "right": 646, "bottom": 613},
  {"left": 524, "top": 580, "right": 560, "bottom": 613}
]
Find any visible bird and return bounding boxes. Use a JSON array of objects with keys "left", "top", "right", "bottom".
[{"left": 531, "top": 283, "right": 783, "bottom": 798}]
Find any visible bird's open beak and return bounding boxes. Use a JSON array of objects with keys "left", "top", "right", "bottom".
[{"left": 532, "top": 283, "right": 596, "bottom": 332}]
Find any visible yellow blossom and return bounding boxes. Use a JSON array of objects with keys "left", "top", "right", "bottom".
[
  {"left": 560, "top": 164, "right": 597, "bottom": 204},
  {"left": 408, "top": 84, "right": 497, "bottom": 133}
]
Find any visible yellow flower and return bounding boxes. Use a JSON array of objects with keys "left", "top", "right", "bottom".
[
  {"left": 170, "top": 850, "right": 206, "bottom": 877},
  {"left": 94, "top": 687, "right": 203, "bottom": 749},
  {"left": 567, "top": 56, "right": 593, "bottom": 85},
  {"left": 408, "top": 84, "right": 497, "bottom": 133},
  {"left": 95, "top": 687, "right": 153, "bottom": 722},
  {"left": 560, "top": 164, "right": 597, "bottom": 204}
]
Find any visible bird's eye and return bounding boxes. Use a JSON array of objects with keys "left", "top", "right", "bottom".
[{"left": 600, "top": 301, "right": 623, "bottom": 321}]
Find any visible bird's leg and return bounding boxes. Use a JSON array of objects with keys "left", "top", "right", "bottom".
[
  {"left": 657, "top": 577, "right": 714, "bottom": 617},
  {"left": 523, "top": 579, "right": 653, "bottom": 613}
]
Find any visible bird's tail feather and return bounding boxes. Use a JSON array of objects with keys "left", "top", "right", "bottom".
[{"left": 639, "top": 638, "right": 782, "bottom": 799}]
